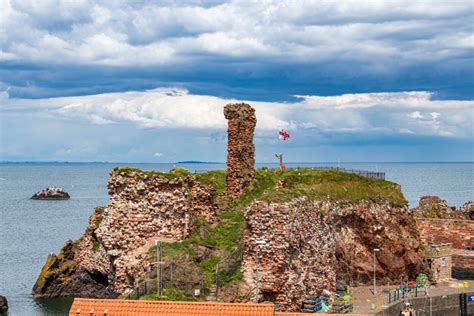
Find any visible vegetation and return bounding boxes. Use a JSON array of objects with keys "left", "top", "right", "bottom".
[
  {"left": 141, "top": 288, "right": 197, "bottom": 301},
  {"left": 117, "top": 165, "right": 405, "bottom": 301},
  {"left": 114, "top": 166, "right": 405, "bottom": 206},
  {"left": 92, "top": 241, "right": 100, "bottom": 252}
]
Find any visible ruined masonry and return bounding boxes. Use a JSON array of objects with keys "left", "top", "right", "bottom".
[
  {"left": 242, "top": 198, "right": 336, "bottom": 311},
  {"left": 224, "top": 103, "right": 256, "bottom": 198}
]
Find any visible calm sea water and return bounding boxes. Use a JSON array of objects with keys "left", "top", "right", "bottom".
[{"left": 0, "top": 162, "right": 472, "bottom": 315}]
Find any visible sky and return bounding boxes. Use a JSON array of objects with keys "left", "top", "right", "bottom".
[{"left": 0, "top": 0, "right": 473, "bottom": 163}]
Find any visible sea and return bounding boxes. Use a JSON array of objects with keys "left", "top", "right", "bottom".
[{"left": 0, "top": 162, "right": 472, "bottom": 315}]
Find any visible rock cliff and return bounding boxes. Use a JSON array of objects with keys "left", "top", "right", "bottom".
[
  {"left": 34, "top": 167, "right": 426, "bottom": 311},
  {"left": 33, "top": 168, "right": 217, "bottom": 297},
  {"left": 412, "top": 196, "right": 471, "bottom": 219},
  {"left": 329, "top": 201, "right": 424, "bottom": 285},
  {"left": 241, "top": 196, "right": 425, "bottom": 310}
]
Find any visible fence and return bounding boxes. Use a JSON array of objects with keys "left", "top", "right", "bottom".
[
  {"left": 126, "top": 248, "right": 242, "bottom": 301},
  {"left": 195, "top": 166, "right": 385, "bottom": 180},
  {"left": 387, "top": 285, "right": 426, "bottom": 304},
  {"left": 126, "top": 262, "right": 212, "bottom": 300}
]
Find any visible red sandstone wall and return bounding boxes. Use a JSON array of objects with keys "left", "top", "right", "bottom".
[
  {"left": 416, "top": 218, "right": 474, "bottom": 249},
  {"left": 453, "top": 251, "right": 474, "bottom": 270}
]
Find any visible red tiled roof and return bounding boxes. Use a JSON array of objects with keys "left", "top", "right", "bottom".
[
  {"left": 275, "top": 313, "right": 372, "bottom": 316},
  {"left": 69, "top": 298, "right": 275, "bottom": 316}
]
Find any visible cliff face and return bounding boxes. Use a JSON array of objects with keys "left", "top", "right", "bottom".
[
  {"left": 32, "top": 240, "right": 116, "bottom": 298},
  {"left": 34, "top": 166, "right": 425, "bottom": 311},
  {"left": 411, "top": 196, "right": 470, "bottom": 219},
  {"left": 241, "top": 197, "right": 425, "bottom": 310},
  {"left": 33, "top": 169, "right": 217, "bottom": 297},
  {"left": 242, "top": 198, "right": 336, "bottom": 311},
  {"left": 329, "top": 201, "right": 425, "bottom": 285},
  {"left": 224, "top": 103, "right": 256, "bottom": 198}
]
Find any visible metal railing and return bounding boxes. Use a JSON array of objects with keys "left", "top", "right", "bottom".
[{"left": 387, "top": 285, "right": 425, "bottom": 304}]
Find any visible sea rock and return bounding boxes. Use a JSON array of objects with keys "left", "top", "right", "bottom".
[
  {"left": 33, "top": 169, "right": 217, "bottom": 297},
  {"left": 32, "top": 241, "right": 116, "bottom": 298},
  {"left": 31, "top": 187, "right": 70, "bottom": 200},
  {"left": 0, "top": 295, "right": 7, "bottom": 312},
  {"left": 224, "top": 103, "right": 256, "bottom": 198},
  {"left": 412, "top": 196, "right": 469, "bottom": 219}
]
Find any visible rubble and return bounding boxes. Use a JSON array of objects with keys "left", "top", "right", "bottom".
[{"left": 411, "top": 196, "right": 469, "bottom": 219}]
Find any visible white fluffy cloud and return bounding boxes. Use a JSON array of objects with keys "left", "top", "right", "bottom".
[
  {"left": 1, "top": 0, "right": 472, "bottom": 67},
  {"left": 2, "top": 87, "right": 473, "bottom": 138}
]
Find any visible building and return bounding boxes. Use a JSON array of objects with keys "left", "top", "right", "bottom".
[{"left": 425, "top": 243, "right": 453, "bottom": 281}]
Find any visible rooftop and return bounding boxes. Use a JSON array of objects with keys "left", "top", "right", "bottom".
[{"left": 69, "top": 299, "right": 274, "bottom": 316}]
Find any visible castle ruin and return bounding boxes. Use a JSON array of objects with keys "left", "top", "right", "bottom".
[{"left": 224, "top": 103, "right": 256, "bottom": 198}]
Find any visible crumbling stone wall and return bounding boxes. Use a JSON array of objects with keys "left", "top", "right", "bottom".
[
  {"left": 242, "top": 198, "right": 336, "bottom": 311},
  {"left": 412, "top": 196, "right": 470, "bottom": 219},
  {"left": 34, "top": 169, "right": 218, "bottom": 297},
  {"left": 241, "top": 197, "right": 426, "bottom": 311},
  {"left": 452, "top": 250, "right": 474, "bottom": 279},
  {"left": 224, "top": 103, "right": 256, "bottom": 198},
  {"left": 416, "top": 218, "right": 474, "bottom": 249}
]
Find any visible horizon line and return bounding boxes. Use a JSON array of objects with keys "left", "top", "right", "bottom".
[{"left": 1, "top": 160, "right": 473, "bottom": 164}]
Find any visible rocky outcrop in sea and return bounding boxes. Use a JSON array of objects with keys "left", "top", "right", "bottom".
[
  {"left": 0, "top": 295, "right": 7, "bottom": 312},
  {"left": 31, "top": 187, "right": 70, "bottom": 200}
]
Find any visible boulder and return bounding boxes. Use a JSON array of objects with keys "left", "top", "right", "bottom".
[
  {"left": 336, "top": 279, "right": 348, "bottom": 292},
  {"left": 0, "top": 295, "right": 7, "bottom": 312},
  {"left": 459, "top": 201, "right": 474, "bottom": 220},
  {"left": 31, "top": 187, "right": 70, "bottom": 200},
  {"left": 32, "top": 241, "right": 116, "bottom": 298},
  {"left": 411, "top": 196, "right": 468, "bottom": 219}
]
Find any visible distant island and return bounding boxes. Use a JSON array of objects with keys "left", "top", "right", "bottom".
[{"left": 177, "top": 160, "right": 224, "bottom": 164}]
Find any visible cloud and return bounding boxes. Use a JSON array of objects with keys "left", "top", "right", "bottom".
[
  {"left": 1, "top": 0, "right": 472, "bottom": 68},
  {"left": 408, "top": 111, "right": 423, "bottom": 119},
  {"left": 1, "top": 1, "right": 473, "bottom": 101},
  {"left": 2, "top": 87, "right": 472, "bottom": 139},
  {"left": 153, "top": 152, "right": 163, "bottom": 157}
]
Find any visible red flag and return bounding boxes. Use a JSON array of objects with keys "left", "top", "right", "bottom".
[{"left": 278, "top": 129, "right": 290, "bottom": 141}]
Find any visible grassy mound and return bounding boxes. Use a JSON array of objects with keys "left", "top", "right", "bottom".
[{"left": 114, "top": 166, "right": 405, "bottom": 301}]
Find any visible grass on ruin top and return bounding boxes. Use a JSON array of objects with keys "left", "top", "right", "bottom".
[
  {"left": 254, "top": 167, "right": 406, "bottom": 207},
  {"left": 113, "top": 166, "right": 406, "bottom": 206}
]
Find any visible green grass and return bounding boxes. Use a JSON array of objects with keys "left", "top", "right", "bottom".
[
  {"left": 92, "top": 241, "right": 100, "bottom": 252},
  {"left": 253, "top": 168, "right": 406, "bottom": 206},
  {"left": 112, "top": 166, "right": 192, "bottom": 179},
  {"left": 114, "top": 166, "right": 405, "bottom": 206},
  {"left": 194, "top": 170, "right": 227, "bottom": 194},
  {"left": 141, "top": 288, "right": 197, "bottom": 301}
]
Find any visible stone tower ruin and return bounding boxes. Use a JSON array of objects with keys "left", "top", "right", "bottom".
[{"left": 224, "top": 103, "right": 256, "bottom": 198}]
